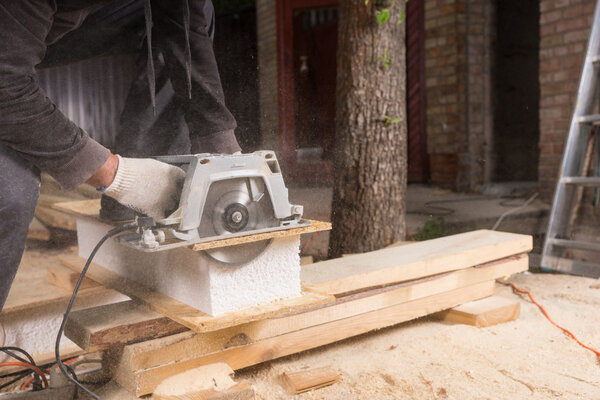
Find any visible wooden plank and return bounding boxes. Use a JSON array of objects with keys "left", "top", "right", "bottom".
[
  {"left": 108, "top": 255, "right": 527, "bottom": 373},
  {"left": 58, "top": 254, "right": 335, "bottom": 333},
  {"left": 52, "top": 199, "right": 102, "bottom": 219},
  {"left": 191, "top": 220, "right": 331, "bottom": 251},
  {"left": 1, "top": 253, "right": 118, "bottom": 315},
  {"left": 434, "top": 295, "right": 520, "bottom": 327},
  {"left": 35, "top": 205, "right": 77, "bottom": 231},
  {"left": 282, "top": 367, "right": 340, "bottom": 394},
  {"left": 115, "top": 280, "right": 496, "bottom": 396},
  {"left": 46, "top": 264, "right": 99, "bottom": 291},
  {"left": 153, "top": 380, "right": 255, "bottom": 400},
  {"left": 27, "top": 217, "right": 51, "bottom": 241},
  {"left": 302, "top": 229, "right": 532, "bottom": 296},
  {"left": 65, "top": 301, "right": 188, "bottom": 351},
  {"left": 151, "top": 363, "right": 254, "bottom": 400},
  {"left": 53, "top": 199, "right": 331, "bottom": 251}
]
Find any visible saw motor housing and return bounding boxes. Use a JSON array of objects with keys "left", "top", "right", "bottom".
[{"left": 118, "top": 151, "right": 309, "bottom": 259}]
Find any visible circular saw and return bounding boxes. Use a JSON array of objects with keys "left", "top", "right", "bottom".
[{"left": 117, "top": 151, "right": 309, "bottom": 265}]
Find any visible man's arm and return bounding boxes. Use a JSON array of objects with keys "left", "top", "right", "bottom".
[
  {"left": 150, "top": 0, "right": 241, "bottom": 154},
  {"left": 0, "top": 1, "right": 184, "bottom": 219}
]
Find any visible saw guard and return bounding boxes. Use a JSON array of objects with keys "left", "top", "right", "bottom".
[{"left": 116, "top": 151, "right": 308, "bottom": 258}]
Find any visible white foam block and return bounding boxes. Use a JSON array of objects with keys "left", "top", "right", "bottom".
[{"left": 76, "top": 218, "right": 301, "bottom": 316}]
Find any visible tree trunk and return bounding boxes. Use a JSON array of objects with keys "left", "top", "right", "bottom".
[{"left": 328, "top": 0, "right": 407, "bottom": 258}]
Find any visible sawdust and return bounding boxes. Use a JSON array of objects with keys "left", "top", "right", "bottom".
[
  {"left": 154, "top": 363, "right": 236, "bottom": 396},
  {"left": 237, "top": 273, "right": 600, "bottom": 400}
]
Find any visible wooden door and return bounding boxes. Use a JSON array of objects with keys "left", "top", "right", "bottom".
[{"left": 277, "top": 0, "right": 427, "bottom": 184}]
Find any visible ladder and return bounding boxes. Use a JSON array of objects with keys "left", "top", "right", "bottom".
[{"left": 541, "top": 0, "right": 600, "bottom": 278}]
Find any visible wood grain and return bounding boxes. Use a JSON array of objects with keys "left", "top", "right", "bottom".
[
  {"left": 65, "top": 301, "right": 188, "bottom": 351},
  {"left": 116, "top": 281, "right": 495, "bottom": 396},
  {"left": 58, "top": 254, "right": 335, "bottom": 333},
  {"left": 283, "top": 367, "right": 340, "bottom": 394},
  {"left": 302, "top": 229, "right": 532, "bottom": 296},
  {"left": 27, "top": 217, "right": 51, "bottom": 241},
  {"left": 153, "top": 380, "right": 255, "bottom": 400},
  {"left": 435, "top": 295, "right": 520, "bottom": 327},
  {"left": 46, "top": 264, "right": 99, "bottom": 291},
  {"left": 53, "top": 199, "right": 331, "bottom": 251},
  {"left": 190, "top": 220, "right": 331, "bottom": 251},
  {"left": 106, "top": 255, "right": 528, "bottom": 374},
  {"left": 35, "top": 205, "right": 77, "bottom": 231}
]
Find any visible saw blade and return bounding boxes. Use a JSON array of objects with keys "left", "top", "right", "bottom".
[{"left": 199, "top": 177, "right": 277, "bottom": 265}]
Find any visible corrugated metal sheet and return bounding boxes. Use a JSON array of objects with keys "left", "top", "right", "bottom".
[{"left": 37, "top": 54, "right": 134, "bottom": 149}]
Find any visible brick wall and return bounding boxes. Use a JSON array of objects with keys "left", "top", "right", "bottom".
[
  {"left": 424, "top": 0, "right": 492, "bottom": 190},
  {"left": 538, "top": 0, "right": 595, "bottom": 200},
  {"left": 256, "top": 0, "right": 279, "bottom": 151}
]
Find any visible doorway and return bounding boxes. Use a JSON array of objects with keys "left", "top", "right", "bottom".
[
  {"left": 491, "top": 0, "right": 540, "bottom": 182},
  {"left": 277, "top": 0, "right": 427, "bottom": 184}
]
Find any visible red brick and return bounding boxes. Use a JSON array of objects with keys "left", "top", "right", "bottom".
[
  {"left": 541, "top": 9, "right": 563, "bottom": 24},
  {"left": 556, "top": 17, "right": 587, "bottom": 33}
]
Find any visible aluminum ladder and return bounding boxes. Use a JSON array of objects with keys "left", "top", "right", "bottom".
[{"left": 541, "top": 0, "right": 600, "bottom": 278}]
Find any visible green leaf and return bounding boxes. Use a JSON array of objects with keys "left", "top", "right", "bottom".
[
  {"left": 376, "top": 8, "right": 390, "bottom": 25},
  {"left": 382, "top": 115, "right": 403, "bottom": 126},
  {"left": 398, "top": 9, "right": 406, "bottom": 24}
]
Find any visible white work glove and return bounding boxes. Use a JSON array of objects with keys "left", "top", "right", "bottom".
[{"left": 104, "top": 155, "right": 185, "bottom": 220}]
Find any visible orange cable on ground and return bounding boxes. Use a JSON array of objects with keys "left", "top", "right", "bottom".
[
  {"left": 496, "top": 279, "right": 600, "bottom": 357},
  {"left": 19, "top": 357, "right": 79, "bottom": 391},
  {"left": 0, "top": 362, "right": 48, "bottom": 388}
]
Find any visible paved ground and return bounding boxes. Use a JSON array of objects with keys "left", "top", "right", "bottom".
[{"left": 291, "top": 183, "right": 550, "bottom": 258}]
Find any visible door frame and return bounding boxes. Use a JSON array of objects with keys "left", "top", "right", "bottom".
[{"left": 276, "top": 0, "right": 338, "bottom": 185}]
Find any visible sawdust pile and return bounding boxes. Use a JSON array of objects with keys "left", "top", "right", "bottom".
[{"left": 238, "top": 273, "right": 600, "bottom": 399}]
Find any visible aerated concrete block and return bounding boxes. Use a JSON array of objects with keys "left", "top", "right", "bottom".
[{"left": 76, "top": 218, "right": 301, "bottom": 316}]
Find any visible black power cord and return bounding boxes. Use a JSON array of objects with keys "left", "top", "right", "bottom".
[
  {"left": 55, "top": 220, "right": 139, "bottom": 400},
  {"left": 0, "top": 346, "right": 43, "bottom": 390}
]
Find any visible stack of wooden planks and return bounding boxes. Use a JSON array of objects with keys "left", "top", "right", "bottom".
[{"left": 61, "top": 229, "right": 532, "bottom": 397}]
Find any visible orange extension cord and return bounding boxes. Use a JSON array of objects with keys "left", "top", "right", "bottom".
[
  {"left": 18, "top": 357, "right": 78, "bottom": 391},
  {"left": 496, "top": 279, "right": 600, "bottom": 357},
  {"left": 0, "top": 362, "right": 48, "bottom": 388}
]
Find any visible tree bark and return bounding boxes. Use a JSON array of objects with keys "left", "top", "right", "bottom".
[{"left": 328, "top": 0, "right": 407, "bottom": 258}]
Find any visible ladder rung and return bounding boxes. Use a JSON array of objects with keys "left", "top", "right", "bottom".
[
  {"left": 560, "top": 176, "right": 600, "bottom": 186},
  {"left": 592, "top": 55, "right": 600, "bottom": 65},
  {"left": 541, "top": 256, "right": 600, "bottom": 278},
  {"left": 578, "top": 114, "right": 600, "bottom": 124},
  {"left": 549, "top": 238, "right": 600, "bottom": 252}
]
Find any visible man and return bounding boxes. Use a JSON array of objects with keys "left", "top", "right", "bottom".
[{"left": 0, "top": 0, "right": 241, "bottom": 311}]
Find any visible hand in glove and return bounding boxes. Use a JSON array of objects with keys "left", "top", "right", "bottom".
[{"left": 104, "top": 156, "right": 185, "bottom": 220}]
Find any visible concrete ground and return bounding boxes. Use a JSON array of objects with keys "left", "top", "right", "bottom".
[{"left": 291, "top": 182, "right": 550, "bottom": 259}]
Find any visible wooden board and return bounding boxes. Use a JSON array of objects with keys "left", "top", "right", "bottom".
[
  {"left": 153, "top": 380, "right": 255, "bottom": 400},
  {"left": 434, "top": 295, "right": 520, "bottom": 327},
  {"left": 282, "top": 367, "right": 340, "bottom": 394},
  {"left": 191, "top": 220, "right": 331, "bottom": 251},
  {"left": 302, "top": 229, "right": 532, "bottom": 296},
  {"left": 102, "top": 255, "right": 528, "bottom": 374},
  {"left": 70, "top": 256, "right": 527, "bottom": 361},
  {"left": 114, "top": 280, "right": 495, "bottom": 396},
  {"left": 27, "top": 217, "right": 51, "bottom": 241},
  {"left": 53, "top": 199, "right": 331, "bottom": 251},
  {"left": 65, "top": 301, "right": 188, "bottom": 351},
  {"left": 46, "top": 264, "right": 99, "bottom": 291},
  {"left": 35, "top": 205, "right": 77, "bottom": 231},
  {"left": 1, "top": 253, "right": 118, "bottom": 315},
  {"left": 58, "top": 254, "right": 335, "bottom": 333},
  {"left": 52, "top": 199, "right": 102, "bottom": 219}
]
